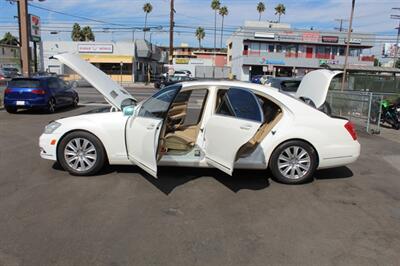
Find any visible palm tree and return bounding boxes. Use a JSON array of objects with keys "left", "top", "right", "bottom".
[
  {"left": 275, "top": 3, "right": 286, "bottom": 23},
  {"left": 219, "top": 6, "right": 228, "bottom": 49},
  {"left": 211, "top": 0, "right": 220, "bottom": 52},
  {"left": 257, "top": 2, "right": 266, "bottom": 21},
  {"left": 71, "top": 23, "right": 82, "bottom": 42},
  {"left": 0, "top": 32, "right": 19, "bottom": 45},
  {"left": 81, "top": 26, "right": 95, "bottom": 41},
  {"left": 143, "top": 2, "right": 153, "bottom": 40},
  {"left": 195, "top": 27, "right": 205, "bottom": 49}
]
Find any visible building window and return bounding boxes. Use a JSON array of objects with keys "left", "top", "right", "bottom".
[
  {"left": 276, "top": 44, "right": 283, "bottom": 53},
  {"left": 331, "top": 46, "right": 338, "bottom": 58},
  {"left": 316, "top": 46, "right": 331, "bottom": 59},
  {"left": 250, "top": 42, "right": 260, "bottom": 55},
  {"left": 339, "top": 47, "right": 345, "bottom": 56},
  {"left": 95, "top": 63, "right": 132, "bottom": 75},
  {"left": 243, "top": 44, "right": 249, "bottom": 55},
  {"left": 286, "top": 45, "right": 298, "bottom": 58},
  {"left": 268, "top": 44, "right": 274, "bottom": 53}
]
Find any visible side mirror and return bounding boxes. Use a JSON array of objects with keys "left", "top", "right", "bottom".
[{"left": 123, "top": 106, "right": 135, "bottom": 116}]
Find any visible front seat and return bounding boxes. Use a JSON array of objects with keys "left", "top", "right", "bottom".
[{"left": 164, "top": 125, "right": 198, "bottom": 151}]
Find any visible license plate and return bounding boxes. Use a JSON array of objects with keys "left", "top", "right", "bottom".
[{"left": 16, "top": 101, "right": 25, "bottom": 106}]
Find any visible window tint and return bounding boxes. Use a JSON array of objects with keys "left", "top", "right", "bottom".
[
  {"left": 216, "top": 88, "right": 263, "bottom": 122},
  {"left": 138, "top": 85, "right": 181, "bottom": 119},
  {"left": 8, "top": 79, "right": 40, "bottom": 88},
  {"left": 48, "top": 78, "right": 59, "bottom": 90},
  {"left": 280, "top": 80, "right": 301, "bottom": 92}
]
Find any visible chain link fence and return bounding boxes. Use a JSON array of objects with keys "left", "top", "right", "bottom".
[{"left": 327, "top": 91, "right": 381, "bottom": 134}]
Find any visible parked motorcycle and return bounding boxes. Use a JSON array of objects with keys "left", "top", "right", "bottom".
[{"left": 379, "top": 99, "right": 400, "bottom": 130}]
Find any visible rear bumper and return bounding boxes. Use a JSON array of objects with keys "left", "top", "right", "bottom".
[
  {"left": 4, "top": 97, "right": 47, "bottom": 108},
  {"left": 318, "top": 141, "right": 361, "bottom": 169}
]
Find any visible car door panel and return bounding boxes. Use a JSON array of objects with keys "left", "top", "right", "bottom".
[
  {"left": 125, "top": 85, "right": 182, "bottom": 178},
  {"left": 204, "top": 115, "right": 261, "bottom": 175},
  {"left": 204, "top": 87, "right": 264, "bottom": 175}
]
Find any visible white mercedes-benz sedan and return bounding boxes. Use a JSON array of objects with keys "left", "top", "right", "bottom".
[{"left": 39, "top": 53, "right": 360, "bottom": 184}]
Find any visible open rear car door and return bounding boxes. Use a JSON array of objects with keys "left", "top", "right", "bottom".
[
  {"left": 125, "top": 85, "right": 182, "bottom": 178},
  {"left": 204, "top": 87, "right": 264, "bottom": 175}
]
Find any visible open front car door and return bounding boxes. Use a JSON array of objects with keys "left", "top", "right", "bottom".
[
  {"left": 204, "top": 87, "right": 264, "bottom": 175},
  {"left": 125, "top": 85, "right": 182, "bottom": 178}
]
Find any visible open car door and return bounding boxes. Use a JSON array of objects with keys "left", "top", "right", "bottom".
[
  {"left": 295, "top": 69, "right": 342, "bottom": 109},
  {"left": 204, "top": 87, "right": 264, "bottom": 175},
  {"left": 125, "top": 85, "right": 182, "bottom": 178}
]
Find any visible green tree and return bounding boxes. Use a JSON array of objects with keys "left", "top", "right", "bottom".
[
  {"left": 219, "top": 6, "right": 228, "bottom": 49},
  {"left": 257, "top": 2, "right": 266, "bottom": 21},
  {"left": 0, "top": 32, "right": 19, "bottom": 45},
  {"left": 275, "top": 3, "right": 286, "bottom": 23},
  {"left": 71, "top": 23, "right": 82, "bottom": 41},
  {"left": 81, "top": 26, "right": 95, "bottom": 41},
  {"left": 143, "top": 2, "right": 153, "bottom": 40},
  {"left": 195, "top": 27, "right": 205, "bottom": 49},
  {"left": 211, "top": 0, "right": 220, "bottom": 51}
]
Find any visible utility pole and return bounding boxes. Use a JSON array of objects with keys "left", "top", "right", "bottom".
[
  {"left": 18, "top": 0, "right": 31, "bottom": 77},
  {"left": 341, "top": 0, "right": 355, "bottom": 91},
  {"left": 169, "top": 0, "right": 175, "bottom": 65},
  {"left": 390, "top": 8, "right": 400, "bottom": 68},
  {"left": 334, "top": 18, "right": 348, "bottom": 32}
]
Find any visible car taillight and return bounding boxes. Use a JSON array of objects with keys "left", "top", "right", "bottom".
[
  {"left": 31, "top": 89, "right": 46, "bottom": 95},
  {"left": 344, "top": 121, "right": 357, "bottom": 140},
  {"left": 4, "top": 88, "right": 11, "bottom": 94}
]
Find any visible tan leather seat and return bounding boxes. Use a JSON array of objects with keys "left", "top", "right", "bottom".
[{"left": 165, "top": 125, "right": 198, "bottom": 151}]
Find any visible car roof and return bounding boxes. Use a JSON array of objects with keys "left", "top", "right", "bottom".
[
  {"left": 11, "top": 76, "right": 54, "bottom": 81},
  {"left": 268, "top": 77, "right": 302, "bottom": 81}
]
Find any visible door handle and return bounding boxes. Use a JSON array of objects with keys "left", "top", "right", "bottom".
[{"left": 240, "top": 124, "right": 252, "bottom": 130}]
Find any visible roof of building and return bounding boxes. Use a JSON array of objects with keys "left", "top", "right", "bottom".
[{"left": 325, "top": 64, "right": 400, "bottom": 74}]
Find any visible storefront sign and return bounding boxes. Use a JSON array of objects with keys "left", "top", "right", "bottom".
[
  {"left": 345, "top": 38, "right": 362, "bottom": 44},
  {"left": 319, "top": 59, "right": 339, "bottom": 66},
  {"left": 322, "top": 36, "right": 339, "bottom": 43},
  {"left": 78, "top": 44, "right": 113, "bottom": 53},
  {"left": 259, "top": 57, "right": 285, "bottom": 65},
  {"left": 302, "top": 32, "right": 320, "bottom": 42},
  {"left": 277, "top": 31, "right": 300, "bottom": 41},
  {"left": 175, "top": 58, "right": 190, "bottom": 64},
  {"left": 29, "top": 14, "right": 41, "bottom": 42},
  {"left": 254, "top": 32, "right": 275, "bottom": 39}
]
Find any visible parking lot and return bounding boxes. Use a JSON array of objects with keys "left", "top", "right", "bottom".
[{"left": 0, "top": 86, "right": 400, "bottom": 265}]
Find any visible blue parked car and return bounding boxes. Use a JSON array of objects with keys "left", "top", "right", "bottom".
[{"left": 3, "top": 76, "right": 79, "bottom": 113}]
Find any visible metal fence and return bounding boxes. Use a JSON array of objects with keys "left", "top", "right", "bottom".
[{"left": 327, "top": 91, "right": 382, "bottom": 134}]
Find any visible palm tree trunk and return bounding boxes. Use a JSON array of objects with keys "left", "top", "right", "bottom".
[
  {"left": 278, "top": 14, "right": 281, "bottom": 23},
  {"left": 214, "top": 10, "right": 217, "bottom": 52},
  {"left": 220, "top": 16, "right": 224, "bottom": 49},
  {"left": 259, "top": 12, "right": 261, "bottom": 21},
  {"left": 199, "top": 39, "right": 201, "bottom": 49},
  {"left": 144, "top": 13, "right": 148, "bottom": 40}
]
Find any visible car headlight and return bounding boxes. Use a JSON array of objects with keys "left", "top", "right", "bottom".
[{"left": 44, "top": 121, "right": 61, "bottom": 134}]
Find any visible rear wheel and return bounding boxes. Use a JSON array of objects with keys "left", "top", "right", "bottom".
[
  {"left": 47, "top": 98, "right": 56, "bottom": 113},
  {"left": 5, "top": 106, "right": 17, "bottom": 113},
  {"left": 269, "top": 140, "right": 317, "bottom": 184},
  {"left": 57, "top": 131, "right": 106, "bottom": 176},
  {"left": 72, "top": 96, "right": 79, "bottom": 108}
]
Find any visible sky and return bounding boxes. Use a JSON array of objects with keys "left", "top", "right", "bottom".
[{"left": 0, "top": 0, "right": 399, "bottom": 54}]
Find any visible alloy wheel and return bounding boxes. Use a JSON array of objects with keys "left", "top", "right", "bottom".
[
  {"left": 64, "top": 138, "right": 97, "bottom": 172},
  {"left": 277, "top": 146, "right": 311, "bottom": 180}
]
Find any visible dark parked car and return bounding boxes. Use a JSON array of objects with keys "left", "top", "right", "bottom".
[
  {"left": 265, "top": 77, "right": 302, "bottom": 96},
  {"left": 3, "top": 76, "right": 79, "bottom": 113},
  {"left": 154, "top": 75, "right": 196, "bottom": 89},
  {"left": 1, "top": 67, "right": 21, "bottom": 78}
]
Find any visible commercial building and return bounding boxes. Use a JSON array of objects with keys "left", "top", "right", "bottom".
[
  {"left": 0, "top": 44, "right": 20, "bottom": 69},
  {"left": 163, "top": 44, "right": 229, "bottom": 78},
  {"left": 43, "top": 40, "right": 168, "bottom": 83},
  {"left": 227, "top": 21, "right": 376, "bottom": 81}
]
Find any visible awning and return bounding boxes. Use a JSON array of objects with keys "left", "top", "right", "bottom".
[
  {"left": 325, "top": 64, "right": 400, "bottom": 74},
  {"left": 79, "top": 54, "right": 134, "bottom": 64}
]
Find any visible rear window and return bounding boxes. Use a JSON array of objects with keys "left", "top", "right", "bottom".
[
  {"left": 281, "top": 80, "right": 301, "bottom": 92},
  {"left": 8, "top": 79, "right": 41, "bottom": 88}
]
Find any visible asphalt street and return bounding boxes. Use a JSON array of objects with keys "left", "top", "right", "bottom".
[{"left": 0, "top": 87, "right": 400, "bottom": 265}]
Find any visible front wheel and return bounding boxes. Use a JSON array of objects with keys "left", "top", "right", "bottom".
[
  {"left": 269, "top": 140, "right": 318, "bottom": 184},
  {"left": 57, "top": 131, "right": 107, "bottom": 176}
]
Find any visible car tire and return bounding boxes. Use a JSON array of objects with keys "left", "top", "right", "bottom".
[
  {"left": 269, "top": 140, "right": 318, "bottom": 184},
  {"left": 72, "top": 96, "right": 79, "bottom": 108},
  {"left": 47, "top": 98, "right": 56, "bottom": 113},
  {"left": 57, "top": 131, "right": 107, "bottom": 176},
  {"left": 5, "top": 106, "right": 17, "bottom": 113}
]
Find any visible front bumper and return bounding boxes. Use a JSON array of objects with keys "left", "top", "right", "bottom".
[{"left": 39, "top": 133, "right": 63, "bottom": 161}]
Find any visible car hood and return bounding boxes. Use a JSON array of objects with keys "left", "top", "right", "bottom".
[
  {"left": 295, "top": 69, "right": 342, "bottom": 108},
  {"left": 53, "top": 53, "right": 136, "bottom": 110}
]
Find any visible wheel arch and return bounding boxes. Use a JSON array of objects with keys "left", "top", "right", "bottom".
[
  {"left": 56, "top": 129, "right": 110, "bottom": 164},
  {"left": 268, "top": 138, "right": 320, "bottom": 168}
]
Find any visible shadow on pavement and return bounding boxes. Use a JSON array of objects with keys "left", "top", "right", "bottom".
[
  {"left": 52, "top": 164, "right": 353, "bottom": 194},
  {"left": 6, "top": 105, "right": 84, "bottom": 115}
]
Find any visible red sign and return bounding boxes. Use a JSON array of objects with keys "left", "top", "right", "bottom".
[
  {"left": 322, "top": 36, "right": 339, "bottom": 43},
  {"left": 302, "top": 32, "right": 320, "bottom": 42}
]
